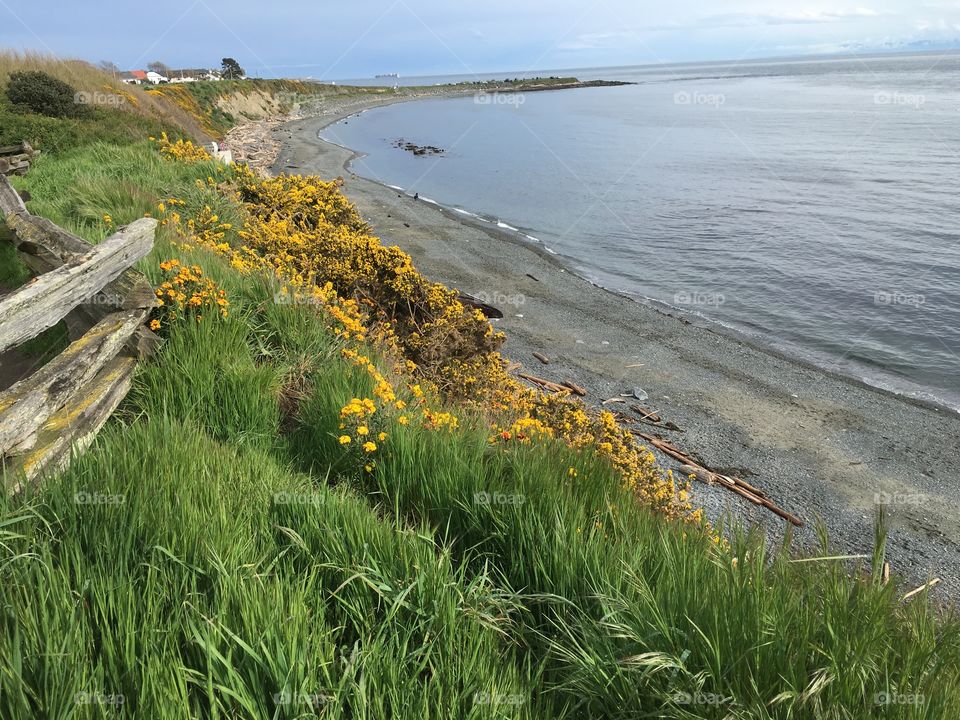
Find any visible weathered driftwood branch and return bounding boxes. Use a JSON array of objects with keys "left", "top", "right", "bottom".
[
  {"left": 457, "top": 292, "right": 503, "bottom": 319},
  {"left": 0, "top": 309, "right": 148, "bottom": 455},
  {"left": 902, "top": 578, "right": 940, "bottom": 602},
  {"left": 4, "top": 355, "right": 136, "bottom": 493},
  {"left": 631, "top": 404, "right": 662, "bottom": 423},
  {"left": 517, "top": 371, "right": 570, "bottom": 394},
  {"left": 634, "top": 430, "right": 803, "bottom": 527},
  {"left": 0, "top": 218, "right": 156, "bottom": 353}
]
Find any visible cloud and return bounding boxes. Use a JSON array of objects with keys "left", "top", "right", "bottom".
[
  {"left": 558, "top": 30, "right": 638, "bottom": 50},
  {"left": 557, "top": 7, "right": 889, "bottom": 51},
  {"left": 691, "top": 8, "right": 885, "bottom": 29}
]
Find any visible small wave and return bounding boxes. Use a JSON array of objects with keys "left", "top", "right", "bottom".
[
  {"left": 453, "top": 207, "right": 479, "bottom": 218},
  {"left": 729, "top": 207, "right": 772, "bottom": 214},
  {"left": 386, "top": 184, "right": 404, "bottom": 190},
  {"left": 525, "top": 234, "right": 541, "bottom": 242},
  {"left": 497, "top": 221, "right": 520, "bottom": 231},
  {"left": 419, "top": 196, "right": 439, "bottom": 205}
]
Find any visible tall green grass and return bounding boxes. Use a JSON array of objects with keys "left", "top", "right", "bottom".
[
  {"left": 12, "top": 141, "right": 238, "bottom": 243},
  {"left": 1, "top": 139, "right": 958, "bottom": 719},
  {"left": 0, "top": 227, "right": 30, "bottom": 290}
]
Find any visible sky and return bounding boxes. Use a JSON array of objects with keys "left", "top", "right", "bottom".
[{"left": 3, "top": 0, "right": 960, "bottom": 78}]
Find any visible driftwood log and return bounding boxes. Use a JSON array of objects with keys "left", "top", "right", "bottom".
[
  {"left": 634, "top": 430, "right": 803, "bottom": 527},
  {"left": 457, "top": 292, "right": 504, "bottom": 319},
  {"left": 517, "top": 372, "right": 570, "bottom": 394}
]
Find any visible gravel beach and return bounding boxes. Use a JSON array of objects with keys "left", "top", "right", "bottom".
[{"left": 267, "top": 91, "right": 960, "bottom": 601}]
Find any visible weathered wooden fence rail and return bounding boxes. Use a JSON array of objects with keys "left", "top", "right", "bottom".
[
  {"left": 0, "top": 174, "right": 158, "bottom": 493},
  {"left": 0, "top": 142, "right": 37, "bottom": 177}
]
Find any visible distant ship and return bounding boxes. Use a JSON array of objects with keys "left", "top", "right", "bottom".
[{"left": 375, "top": 73, "right": 400, "bottom": 78}]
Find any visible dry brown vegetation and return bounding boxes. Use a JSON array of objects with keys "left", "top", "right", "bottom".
[{"left": 0, "top": 51, "right": 212, "bottom": 142}]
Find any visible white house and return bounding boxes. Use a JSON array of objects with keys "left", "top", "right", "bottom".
[
  {"left": 119, "top": 70, "right": 147, "bottom": 84},
  {"left": 168, "top": 68, "right": 222, "bottom": 83},
  {"left": 145, "top": 71, "right": 168, "bottom": 84}
]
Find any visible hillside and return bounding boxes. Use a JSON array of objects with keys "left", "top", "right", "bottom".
[{"left": 0, "top": 56, "right": 958, "bottom": 719}]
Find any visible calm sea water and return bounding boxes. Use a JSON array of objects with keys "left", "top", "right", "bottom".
[{"left": 325, "top": 54, "right": 960, "bottom": 410}]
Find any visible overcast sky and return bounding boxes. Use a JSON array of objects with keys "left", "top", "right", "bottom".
[{"left": 3, "top": 0, "right": 960, "bottom": 78}]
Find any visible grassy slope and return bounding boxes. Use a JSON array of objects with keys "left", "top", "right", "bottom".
[
  {"left": 0, "top": 51, "right": 211, "bottom": 152},
  {"left": 0, "top": 71, "right": 958, "bottom": 718}
]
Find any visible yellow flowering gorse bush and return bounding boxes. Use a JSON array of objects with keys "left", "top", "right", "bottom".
[
  {"left": 152, "top": 259, "right": 229, "bottom": 333},
  {"left": 153, "top": 132, "right": 212, "bottom": 163},
  {"left": 152, "top": 150, "right": 696, "bottom": 522}
]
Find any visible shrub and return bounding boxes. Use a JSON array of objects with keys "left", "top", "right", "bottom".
[{"left": 5, "top": 70, "right": 86, "bottom": 118}]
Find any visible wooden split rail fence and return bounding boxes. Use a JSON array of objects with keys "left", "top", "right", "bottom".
[
  {"left": 0, "top": 174, "right": 158, "bottom": 494},
  {"left": 0, "top": 142, "right": 38, "bottom": 177}
]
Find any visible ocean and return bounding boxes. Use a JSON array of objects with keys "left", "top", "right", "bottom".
[{"left": 324, "top": 53, "right": 960, "bottom": 410}]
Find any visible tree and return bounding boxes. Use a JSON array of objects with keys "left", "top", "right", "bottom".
[
  {"left": 147, "top": 61, "right": 171, "bottom": 77},
  {"left": 5, "top": 71, "right": 88, "bottom": 118},
  {"left": 97, "top": 60, "right": 119, "bottom": 76},
  {"left": 221, "top": 58, "right": 245, "bottom": 80}
]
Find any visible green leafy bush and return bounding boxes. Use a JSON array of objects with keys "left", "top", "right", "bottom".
[{"left": 5, "top": 70, "right": 86, "bottom": 118}]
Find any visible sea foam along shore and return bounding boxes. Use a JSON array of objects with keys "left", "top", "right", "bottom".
[{"left": 263, "top": 89, "right": 960, "bottom": 602}]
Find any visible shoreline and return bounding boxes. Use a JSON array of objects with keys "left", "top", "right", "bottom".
[
  {"left": 268, "top": 91, "right": 960, "bottom": 600},
  {"left": 327, "top": 123, "right": 958, "bottom": 418},
  {"left": 316, "top": 96, "right": 959, "bottom": 418}
]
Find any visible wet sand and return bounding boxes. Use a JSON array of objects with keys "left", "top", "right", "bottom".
[{"left": 270, "top": 93, "right": 960, "bottom": 600}]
